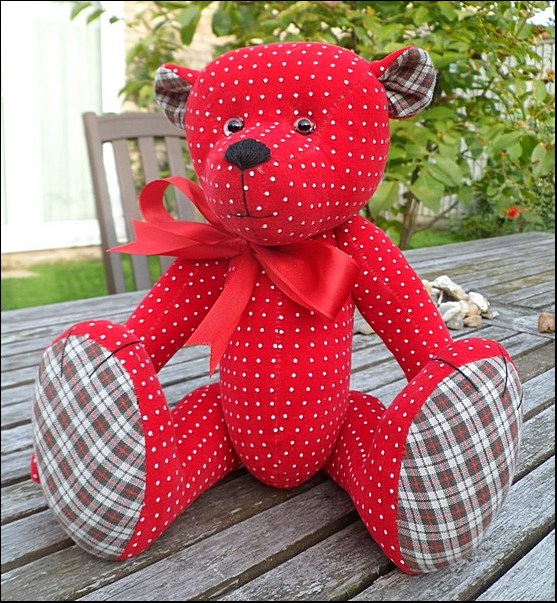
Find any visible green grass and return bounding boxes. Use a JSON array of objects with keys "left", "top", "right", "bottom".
[
  {"left": 1, "top": 256, "right": 163, "bottom": 311},
  {"left": 406, "top": 229, "right": 469, "bottom": 249},
  {"left": 1, "top": 229, "right": 469, "bottom": 311},
  {"left": 2, "top": 260, "right": 109, "bottom": 311}
]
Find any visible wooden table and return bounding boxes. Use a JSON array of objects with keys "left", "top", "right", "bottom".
[{"left": 1, "top": 232, "right": 555, "bottom": 601}]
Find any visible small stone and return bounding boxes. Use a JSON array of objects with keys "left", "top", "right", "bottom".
[
  {"left": 438, "top": 301, "right": 464, "bottom": 322},
  {"left": 430, "top": 287, "right": 442, "bottom": 304},
  {"left": 465, "top": 302, "right": 482, "bottom": 317},
  {"left": 422, "top": 280, "right": 441, "bottom": 303},
  {"left": 446, "top": 315, "right": 465, "bottom": 330},
  {"left": 468, "top": 291, "right": 490, "bottom": 313},
  {"left": 357, "top": 323, "right": 374, "bottom": 335},
  {"left": 423, "top": 275, "right": 494, "bottom": 326},
  {"left": 538, "top": 312, "right": 555, "bottom": 333},
  {"left": 464, "top": 315, "right": 482, "bottom": 328},
  {"left": 432, "top": 275, "right": 468, "bottom": 301}
]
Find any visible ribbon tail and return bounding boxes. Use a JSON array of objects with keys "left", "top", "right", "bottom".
[{"left": 186, "top": 254, "right": 259, "bottom": 375}]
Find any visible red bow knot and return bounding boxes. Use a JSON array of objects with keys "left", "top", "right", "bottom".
[{"left": 113, "top": 177, "right": 359, "bottom": 373}]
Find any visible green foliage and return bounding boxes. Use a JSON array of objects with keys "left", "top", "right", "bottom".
[{"left": 68, "top": 0, "right": 555, "bottom": 247}]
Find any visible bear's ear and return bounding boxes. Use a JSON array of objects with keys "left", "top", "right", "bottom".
[
  {"left": 370, "top": 47, "right": 436, "bottom": 119},
  {"left": 154, "top": 63, "right": 200, "bottom": 130}
]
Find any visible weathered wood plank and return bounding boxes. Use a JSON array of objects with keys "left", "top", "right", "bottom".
[
  {"left": 514, "top": 340, "right": 555, "bottom": 382},
  {"left": 494, "top": 330, "right": 551, "bottom": 358},
  {"left": 0, "top": 349, "right": 217, "bottom": 410},
  {"left": 470, "top": 269, "right": 554, "bottom": 299},
  {"left": 1, "top": 449, "right": 33, "bottom": 487},
  {"left": 350, "top": 457, "right": 555, "bottom": 601},
  {"left": 490, "top": 305, "right": 556, "bottom": 341},
  {"left": 497, "top": 279, "right": 556, "bottom": 306},
  {"left": 367, "top": 331, "right": 554, "bottom": 409},
  {"left": 1, "top": 331, "right": 382, "bottom": 417},
  {"left": 521, "top": 368, "right": 555, "bottom": 420},
  {"left": 6, "top": 234, "right": 544, "bottom": 340},
  {"left": 218, "top": 521, "right": 390, "bottom": 601},
  {"left": 2, "top": 233, "right": 552, "bottom": 338},
  {"left": 1, "top": 424, "right": 32, "bottom": 455},
  {"left": 0, "top": 331, "right": 378, "bottom": 401},
  {"left": 511, "top": 291, "right": 555, "bottom": 311},
  {"left": 3, "top": 328, "right": 551, "bottom": 479},
  {"left": 1, "top": 292, "right": 145, "bottom": 334},
  {"left": 0, "top": 347, "right": 211, "bottom": 393},
  {"left": 78, "top": 481, "right": 355, "bottom": 601},
  {"left": 406, "top": 233, "right": 551, "bottom": 265},
  {"left": 1, "top": 305, "right": 548, "bottom": 410},
  {"left": 1, "top": 337, "right": 395, "bottom": 452},
  {"left": 1, "top": 481, "right": 46, "bottom": 525},
  {"left": 414, "top": 255, "right": 553, "bottom": 293},
  {"left": 0, "top": 472, "right": 324, "bottom": 601},
  {"left": 1, "top": 233, "right": 554, "bottom": 602},
  {"left": 515, "top": 405, "right": 555, "bottom": 480},
  {"left": 0, "top": 322, "right": 528, "bottom": 434},
  {"left": 423, "top": 263, "right": 553, "bottom": 301},
  {"left": 476, "top": 531, "right": 555, "bottom": 602},
  {"left": 0, "top": 399, "right": 34, "bottom": 430},
  {"left": 1, "top": 510, "right": 72, "bottom": 572},
  {"left": 0, "top": 317, "right": 128, "bottom": 360},
  {"left": 4, "top": 396, "right": 550, "bottom": 600}
]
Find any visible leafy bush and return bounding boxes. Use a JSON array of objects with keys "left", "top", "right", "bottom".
[{"left": 70, "top": 1, "right": 555, "bottom": 247}]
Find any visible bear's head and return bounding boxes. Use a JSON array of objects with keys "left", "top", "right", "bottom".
[{"left": 155, "top": 42, "right": 435, "bottom": 246}]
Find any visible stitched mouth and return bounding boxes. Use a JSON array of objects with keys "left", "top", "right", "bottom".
[
  {"left": 228, "top": 212, "right": 274, "bottom": 219},
  {"left": 227, "top": 171, "right": 273, "bottom": 219}
]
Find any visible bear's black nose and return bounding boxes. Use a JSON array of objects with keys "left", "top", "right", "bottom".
[{"left": 224, "top": 139, "right": 271, "bottom": 170}]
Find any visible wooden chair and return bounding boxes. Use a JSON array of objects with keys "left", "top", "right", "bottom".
[{"left": 83, "top": 111, "right": 196, "bottom": 294}]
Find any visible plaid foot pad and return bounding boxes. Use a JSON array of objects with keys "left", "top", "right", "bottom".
[
  {"left": 396, "top": 355, "right": 522, "bottom": 573},
  {"left": 32, "top": 334, "right": 146, "bottom": 559}
]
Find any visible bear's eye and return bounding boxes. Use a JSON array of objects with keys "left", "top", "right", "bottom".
[
  {"left": 224, "top": 117, "right": 244, "bottom": 136},
  {"left": 293, "top": 117, "right": 316, "bottom": 135}
]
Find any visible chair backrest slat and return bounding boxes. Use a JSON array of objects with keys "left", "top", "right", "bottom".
[
  {"left": 111, "top": 138, "right": 152, "bottom": 290},
  {"left": 137, "top": 136, "right": 163, "bottom": 183},
  {"left": 166, "top": 136, "right": 196, "bottom": 221},
  {"left": 83, "top": 111, "right": 194, "bottom": 294},
  {"left": 83, "top": 112, "right": 127, "bottom": 293}
]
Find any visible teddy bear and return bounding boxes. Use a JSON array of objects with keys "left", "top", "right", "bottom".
[{"left": 30, "top": 41, "right": 523, "bottom": 575}]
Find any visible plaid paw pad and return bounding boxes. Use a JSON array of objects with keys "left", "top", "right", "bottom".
[
  {"left": 397, "top": 355, "right": 522, "bottom": 573},
  {"left": 32, "top": 334, "right": 146, "bottom": 559}
]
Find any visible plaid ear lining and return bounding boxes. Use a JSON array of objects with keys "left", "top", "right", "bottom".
[
  {"left": 154, "top": 66, "right": 192, "bottom": 130},
  {"left": 378, "top": 47, "right": 436, "bottom": 118}
]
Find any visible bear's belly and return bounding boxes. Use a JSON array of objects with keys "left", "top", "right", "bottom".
[{"left": 219, "top": 274, "right": 354, "bottom": 489}]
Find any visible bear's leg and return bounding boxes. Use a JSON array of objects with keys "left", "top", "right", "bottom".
[
  {"left": 32, "top": 320, "right": 238, "bottom": 560},
  {"left": 324, "top": 391, "right": 386, "bottom": 494},
  {"left": 343, "top": 338, "right": 523, "bottom": 574}
]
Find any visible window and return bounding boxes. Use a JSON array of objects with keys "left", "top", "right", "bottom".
[{"left": 1, "top": 0, "right": 124, "bottom": 252}]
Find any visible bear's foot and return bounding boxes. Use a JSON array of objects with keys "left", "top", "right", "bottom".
[
  {"left": 32, "top": 320, "right": 182, "bottom": 560},
  {"left": 359, "top": 339, "right": 523, "bottom": 573}
]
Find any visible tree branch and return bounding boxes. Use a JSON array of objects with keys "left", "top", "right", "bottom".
[{"left": 413, "top": 199, "right": 462, "bottom": 233}]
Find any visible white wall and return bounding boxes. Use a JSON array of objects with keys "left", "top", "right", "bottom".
[{"left": 0, "top": 0, "right": 125, "bottom": 253}]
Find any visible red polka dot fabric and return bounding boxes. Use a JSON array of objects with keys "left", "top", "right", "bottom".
[{"left": 31, "top": 42, "right": 522, "bottom": 573}]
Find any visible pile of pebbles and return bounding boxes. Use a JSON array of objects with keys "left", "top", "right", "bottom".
[{"left": 422, "top": 275, "right": 494, "bottom": 330}]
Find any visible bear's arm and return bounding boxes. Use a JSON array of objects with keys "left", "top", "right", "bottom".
[
  {"left": 124, "top": 257, "right": 228, "bottom": 372},
  {"left": 335, "top": 216, "right": 452, "bottom": 381}
]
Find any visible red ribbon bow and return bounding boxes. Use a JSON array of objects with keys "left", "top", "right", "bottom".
[{"left": 113, "top": 177, "right": 359, "bottom": 374}]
